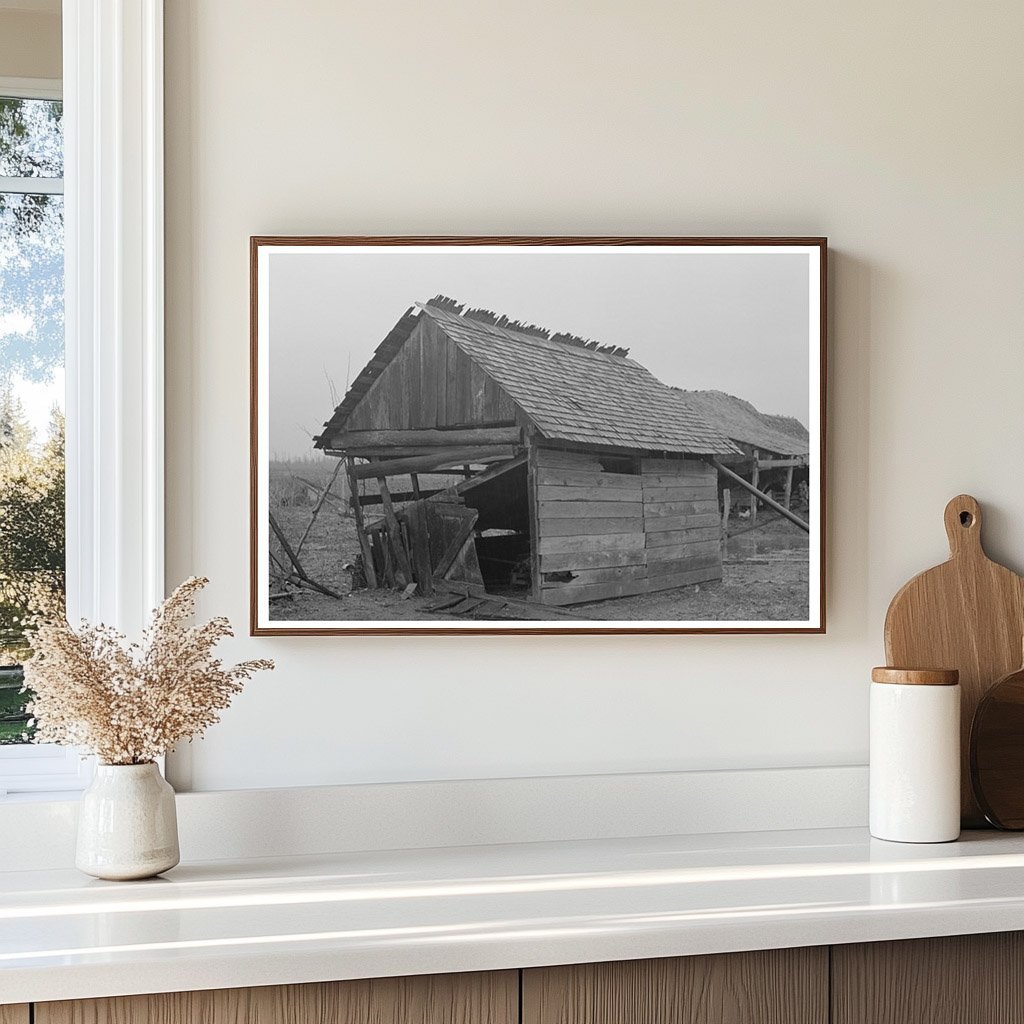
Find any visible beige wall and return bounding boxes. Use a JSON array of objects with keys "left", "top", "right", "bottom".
[
  {"left": 164, "top": 0, "right": 1024, "bottom": 790},
  {"left": 0, "top": 9, "right": 60, "bottom": 81}
]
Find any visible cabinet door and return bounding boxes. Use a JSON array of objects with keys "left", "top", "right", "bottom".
[
  {"left": 832, "top": 933, "right": 1024, "bottom": 1024},
  {"left": 36, "top": 971, "right": 517, "bottom": 1024},
  {"left": 523, "top": 949, "right": 828, "bottom": 1024},
  {"left": 0, "top": 1007, "right": 29, "bottom": 1024}
]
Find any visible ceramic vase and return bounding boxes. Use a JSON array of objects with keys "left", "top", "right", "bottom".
[{"left": 76, "top": 762, "right": 180, "bottom": 880}]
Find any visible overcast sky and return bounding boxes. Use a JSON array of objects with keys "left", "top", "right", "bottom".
[{"left": 267, "top": 248, "right": 812, "bottom": 459}]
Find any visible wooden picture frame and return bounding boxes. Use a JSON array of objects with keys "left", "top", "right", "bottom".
[{"left": 251, "top": 237, "right": 826, "bottom": 635}]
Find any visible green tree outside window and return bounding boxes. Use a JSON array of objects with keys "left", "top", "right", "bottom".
[{"left": 0, "top": 94, "right": 65, "bottom": 743}]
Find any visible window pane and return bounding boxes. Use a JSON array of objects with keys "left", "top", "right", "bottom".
[
  {"left": 0, "top": 98, "right": 63, "bottom": 179},
  {"left": 0, "top": 664, "right": 28, "bottom": 743},
  {"left": 0, "top": 187, "right": 65, "bottom": 745}
]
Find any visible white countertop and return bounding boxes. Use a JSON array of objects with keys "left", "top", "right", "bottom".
[{"left": 4, "top": 826, "right": 1024, "bottom": 1004}]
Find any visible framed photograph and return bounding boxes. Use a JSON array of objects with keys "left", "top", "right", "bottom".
[{"left": 251, "top": 237, "right": 826, "bottom": 635}]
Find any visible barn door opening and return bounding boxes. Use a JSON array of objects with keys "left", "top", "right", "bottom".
[{"left": 457, "top": 458, "right": 531, "bottom": 596}]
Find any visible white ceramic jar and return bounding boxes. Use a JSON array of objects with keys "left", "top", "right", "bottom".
[
  {"left": 870, "top": 667, "right": 960, "bottom": 843},
  {"left": 76, "top": 762, "right": 180, "bottom": 880}
]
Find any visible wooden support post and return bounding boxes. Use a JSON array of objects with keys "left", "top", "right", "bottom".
[
  {"left": 379, "top": 535, "right": 395, "bottom": 587},
  {"left": 410, "top": 502, "right": 433, "bottom": 596},
  {"left": 346, "top": 456, "right": 377, "bottom": 588},
  {"left": 410, "top": 473, "right": 422, "bottom": 500},
  {"left": 329, "top": 425, "right": 523, "bottom": 450},
  {"left": 378, "top": 476, "right": 414, "bottom": 588},
  {"left": 750, "top": 449, "right": 759, "bottom": 524},
  {"left": 526, "top": 443, "right": 541, "bottom": 601},
  {"left": 428, "top": 453, "right": 527, "bottom": 501},
  {"left": 722, "top": 487, "right": 731, "bottom": 541},
  {"left": 784, "top": 465, "right": 794, "bottom": 510},
  {"left": 350, "top": 488, "right": 445, "bottom": 507},
  {"left": 348, "top": 445, "right": 516, "bottom": 481},
  {"left": 462, "top": 464, "right": 473, "bottom": 478},
  {"left": 709, "top": 459, "right": 810, "bottom": 533}
]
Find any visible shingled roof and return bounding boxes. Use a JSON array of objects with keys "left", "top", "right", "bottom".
[
  {"left": 672, "top": 389, "right": 810, "bottom": 457},
  {"left": 315, "top": 299, "right": 742, "bottom": 457},
  {"left": 423, "top": 304, "right": 740, "bottom": 456}
]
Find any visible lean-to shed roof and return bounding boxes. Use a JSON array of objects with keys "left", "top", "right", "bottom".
[{"left": 672, "top": 388, "right": 810, "bottom": 457}]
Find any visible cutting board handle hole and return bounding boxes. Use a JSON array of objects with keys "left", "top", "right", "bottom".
[{"left": 944, "top": 495, "right": 983, "bottom": 556}]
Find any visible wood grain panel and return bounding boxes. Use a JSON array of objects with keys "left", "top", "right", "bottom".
[
  {"left": 641, "top": 485, "right": 717, "bottom": 502},
  {"left": 643, "top": 500, "right": 719, "bottom": 518},
  {"left": 534, "top": 448, "right": 602, "bottom": 470},
  {"left": 541, "top": 563, "right": 649, "bottom": 587},
  {"left": 538, "top": 532, "right": 645, "bottom": 555},
  {"left": 538, "top": 500, "right": 644, "bottom": 519},
  {"left": 646, "top": 512, "right": 716, "bottom": 532},
  {"left": 640, "top": 457, "right": 713, "bottom": 476},
  {"left": 647, "top": 554, "right": 721, "bottom": 578},
  {"left": 646, "top": 526, "right": 722, "bottom": 547},
  {"left": 523, "top": 949, "right": 827, "bottom": 1024},
  {"left": 540, "top": 517, "right": 645, "bottom": 537},
  {"left": 833, "top": 933, "right": 1024, "bottom": 1024},
  {"left": 37, "top": 971, "right": 517, "bottom": 1024},
  {"left": 538, "top": 548, "right": 647, "bottom": 572},
  {"left": 537, "top": 485, "right": 643, "bottom": 503},
  {"left": 346, "top": 316, "right": 516, "bottom": 432},
  {"left": 0, "top": 1006, "right": 29, "bottom": 1024},
  {"left": 536, "top": 470, "right": 640, "bottom": 489}
]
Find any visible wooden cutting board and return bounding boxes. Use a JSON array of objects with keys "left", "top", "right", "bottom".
[{"left": 884, "top": 494, "right": 1024, "bottom": 827}]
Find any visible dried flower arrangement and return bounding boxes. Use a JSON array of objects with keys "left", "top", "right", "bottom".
[{"left": 23, "top": 576, "right": 273, "bottom": 765}]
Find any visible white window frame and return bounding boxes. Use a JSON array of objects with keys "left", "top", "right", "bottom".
[
  {"left": 0, "top": 74, "right": 81, "bottom": 797},
  {"left": 0, "top": 0, "right": 165, "bottom": 799}
]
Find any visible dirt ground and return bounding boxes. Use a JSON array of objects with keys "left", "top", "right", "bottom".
[{"left": 268, "top": 462, "right": 810, "bottom": 624}]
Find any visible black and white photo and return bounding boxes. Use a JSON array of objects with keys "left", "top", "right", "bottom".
[{"left": 251, "top": 238, "right": 825, "bottom": 634}]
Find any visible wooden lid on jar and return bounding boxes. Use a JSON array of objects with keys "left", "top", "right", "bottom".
[{"left": 871, "top": 667, "right": 960, "bottom": 686}]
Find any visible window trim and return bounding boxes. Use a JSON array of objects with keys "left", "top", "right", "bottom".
[
  {"left": 0, "top": 77, "right": 63, "bottom": 193},
  {"left": 0, "top": 0, "right": 166, "bottom": 798},
  {"left": 0, "top": 76, "right": 61, "bottom": 101}
]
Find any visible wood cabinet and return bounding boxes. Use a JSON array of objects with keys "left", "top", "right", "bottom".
[
  {"left": 832, "top": 932, "right": 1024, "bottom": 1024},
  {"left": 35, "top": 972, "right": 517, "bottom": 1024},
  {"left": 522, "top": 948, "right": 828, "bottom": 1024},
  {"left": 16, "top": 934, "right": 1024, "bottom": 1024}
]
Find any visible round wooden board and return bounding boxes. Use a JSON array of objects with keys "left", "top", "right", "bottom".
[{"left": 971, "top": 664, "right": 1024, "bottom": 829}]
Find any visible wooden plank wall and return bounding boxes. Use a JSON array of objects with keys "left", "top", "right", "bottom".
[
  {"left": 536, "top": 448, "right": 645, "bottom": 605},
  {"left": 345, "top": 317, "right": 516, "bottom": 432},
  {"left": 535, "top": 449, "right": 722, "bottom": 606},
  {"left": 641, "top": 456, "right": 722, "bottom": 594}
]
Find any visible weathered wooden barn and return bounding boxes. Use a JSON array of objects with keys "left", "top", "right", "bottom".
[{"left": 313, "top": 297, "right": 743, "bottom": 608}]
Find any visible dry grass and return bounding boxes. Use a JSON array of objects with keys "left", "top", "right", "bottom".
[{"left": 267, "top": 459, "right": 464, "bottom": 608}]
